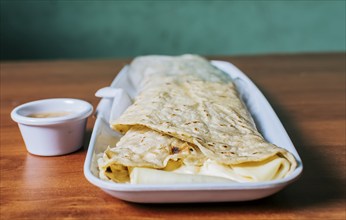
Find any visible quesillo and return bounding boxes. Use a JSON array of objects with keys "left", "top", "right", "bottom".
[{"left": 98, "top": 55, "right": 297, "bottom": 184}]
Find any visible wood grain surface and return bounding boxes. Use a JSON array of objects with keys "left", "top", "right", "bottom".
[{"left": 1, "top": 53, "right": 345, "bottom": 219}]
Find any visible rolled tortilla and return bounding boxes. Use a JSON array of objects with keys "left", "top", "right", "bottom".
[{"left": 98, "top": 55, "right": 297, "bottom": 184}]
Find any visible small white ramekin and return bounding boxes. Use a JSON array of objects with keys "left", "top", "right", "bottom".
[{"left": 11, "top": 98, "right": 93, "bottom": 156}]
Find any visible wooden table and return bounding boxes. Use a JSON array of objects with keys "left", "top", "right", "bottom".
[{"left": 1, "top": 53, "right": 345, "bottom": 219}]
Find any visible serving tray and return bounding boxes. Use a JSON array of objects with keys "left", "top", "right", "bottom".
[{"left": 83, "top": 60, "right": 303, "bottom": 203}]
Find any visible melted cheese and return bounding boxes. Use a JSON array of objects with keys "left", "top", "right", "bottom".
[
  {"left": 129, "top": 155, "right": 291, "bottom": 184},
  {"left": 130, "top": 167, "right": 234, "bottom": 184}
]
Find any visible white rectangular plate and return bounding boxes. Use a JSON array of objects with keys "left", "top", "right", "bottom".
[{"left": 83, "top": 60, "right": 303, "bottom": 203}]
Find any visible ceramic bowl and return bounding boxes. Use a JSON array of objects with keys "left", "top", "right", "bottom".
[{"left": 11, "top": 98, "right": 93, "bottom": 156}]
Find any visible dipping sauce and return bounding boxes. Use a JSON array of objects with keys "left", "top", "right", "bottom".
[{"left": 27, "top": 112, "right": 71, "bottom": 118}]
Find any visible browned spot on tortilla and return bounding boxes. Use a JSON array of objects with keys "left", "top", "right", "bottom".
[{"left": 171, "top": 147, "right": 180, "bottom": 154}]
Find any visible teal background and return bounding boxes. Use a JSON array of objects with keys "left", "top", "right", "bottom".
[{"left": 1, "top": 1, "right": 345, "bottom": 60}]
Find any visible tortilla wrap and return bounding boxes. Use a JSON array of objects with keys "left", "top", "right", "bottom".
[{"left": 98, "top": 55, "right": 297, "bottom": 184}]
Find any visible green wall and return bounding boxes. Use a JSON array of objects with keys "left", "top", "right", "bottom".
[{"left": 1, "top": 1, "right": 345, "bottom": 60}]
